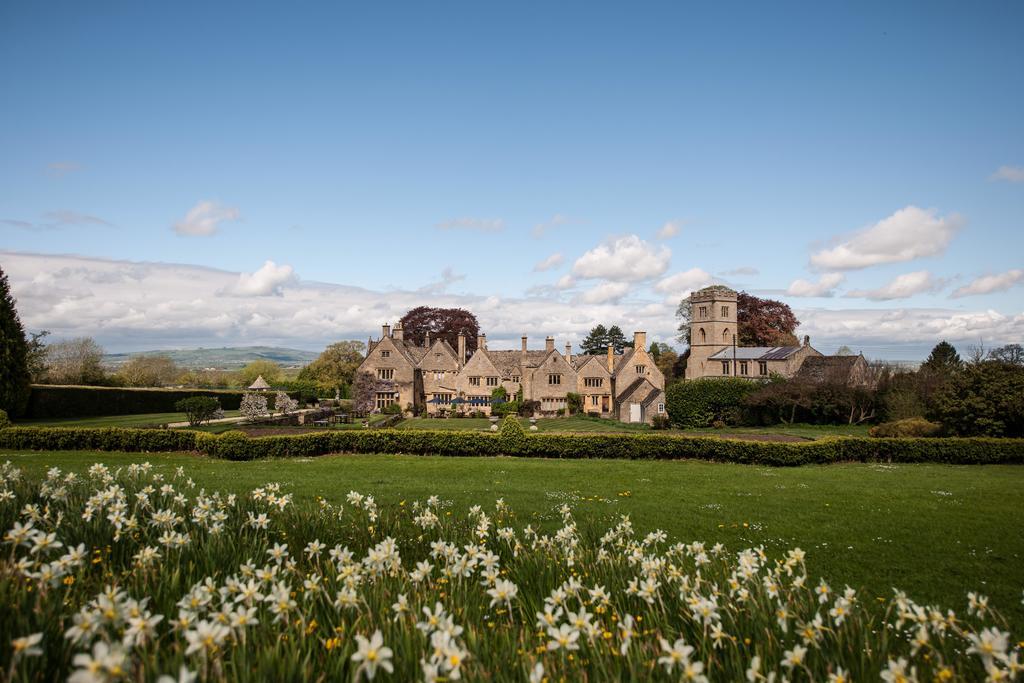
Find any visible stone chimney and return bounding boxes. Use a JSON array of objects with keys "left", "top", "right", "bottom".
[
  {"left": 382, "top": 323, "right": 391, "bottom": 339},
  {"left": 393, "top": 323, "right": 404, "bottom": 342},
  {"left": 545, "top": 336, "right": 555, "bottom": 352},
  {"left": 803, "top": 335, "right": 810, "bottom": 347},
  {"left": 478, "top": 333, "right": 487, "bottom": 351},
  {"left": 425, "top": 331, "right": 431, "bottom": 348},
  {"left": 458, "top": 332, "right": 467, "bottom": 367},
  {"left": 634, "top": 331, "right": 647, "bottom": 351},
  {"left": 607, "top": 344, "right": 614, "bottom": 373},
  {"left": 521, "top": 335, "right": 528, "bottom": 353},
  {"left": 564, "top": 342, "right": 572, "bottom": 363}
]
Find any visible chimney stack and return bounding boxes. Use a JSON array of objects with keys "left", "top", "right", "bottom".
[
  {"left": 382, "top": 323, "right": 391, "bottom": 339},
  {"left": 803, "top": 335, "right": 810, "bottom": 347},
  {"left": 521, "top": 335, "right": 528, "bottom": 353},
  {"left": 607, "top": 344, "right": 614, "bottom": 373},
  {"left": 458, "top": 332, "right": 467, "bottom": 368},
  {"left": 564, "top": 342, "right": 572, "bottom": 362},
  {"left": 393, "top": 323, "right": 404, "bottom": 342},
  {"left": 425, "top": 331, "right": 431, "bottom": 348},
  {"left": 478, "top": 333, "right": 487, "bottom": 351},
  {"left": 545, "top": 336, "right": 555, "bottom": 352},
  {"left": 634, "top": 331, "right": 647, "bottom": 351}
]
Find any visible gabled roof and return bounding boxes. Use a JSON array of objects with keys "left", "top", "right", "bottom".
[
  {"left": 618, "top": 376, "right": 657, "bottom": 400},
  {"left": 485, "top": 350, "right": 525, "bottom": 378},
  {"left": 707, "top": 346, "right": 803, "bottom": 361},
  {"left": 793, "top": 354, "right": 865, "bottom": 383},
  {"left": 248, "top": 375, "right": 271, "bottom": 390},
  {"left": 571, "top": 354, "right": 610, "bottom": 372},
  {"left": 613, "top": 347, "right": 638, "bottom": 373},
  {"left": 640, "top": 387, "right": 665, "bottom": 409}
]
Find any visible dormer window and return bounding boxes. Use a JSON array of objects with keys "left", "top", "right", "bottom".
[
  {"left": 512, "top": 375, "right": 521, "bottom": 383},
  {"left": 380, "top": 350, "right": 390, "bottom": 358}
]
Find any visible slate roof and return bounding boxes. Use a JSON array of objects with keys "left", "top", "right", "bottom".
[
  {"left": 707, "top": 346, "right": 803, "bottom": 361},
  {"left": 793, "top": 355, "right": 865, "bottom": 383}
]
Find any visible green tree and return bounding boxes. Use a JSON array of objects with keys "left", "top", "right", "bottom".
[
  {"left": 606, "top": 326, "right": 630, "bottom": 353},
  {"left": 237, "top": 360, "right": 283, "bottom": 388},
  {"left": 26, "top": 330, "right": 49, "bottom": 382},
  {"left": 297, "top": 341, "right": 365, "bottom": 393},
  {"left": 0, "top": 265, "right": 31, "bottom": 414},
  {"left": 579, "top": 325, "right": 609, "bottom": 355},
  {"left": 930, "top": 361, "right": 1024, "bottom": 436},
  {"left": 921, "top": 341, "right": 962, "bottom": 374},
  {"left": 117, "top": 354, "right": 180, "bottom": 387},
  {"left": 650, "top": 342, "right": 679, "bottom": 380}
]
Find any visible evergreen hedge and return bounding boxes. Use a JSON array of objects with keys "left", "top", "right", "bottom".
[
  {"left": 24, "top": 385, "right": 299, "bottom": 419},
  {"left": 1, "top": 416, "right": 1022, "bottom": 466}
]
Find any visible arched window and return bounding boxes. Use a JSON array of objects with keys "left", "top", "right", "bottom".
[
  {"left": 722, "top": 328, "right": 730, "bottom": 341},
  {"left": 698, "top": 328, "right": 706, "bottom": 343}
]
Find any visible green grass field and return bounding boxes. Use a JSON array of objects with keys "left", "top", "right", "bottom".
[
  {"left": 3, "top": 449, "right": 1021, "bottom": 629},
  {"left": 12, "top": 410, "right": 242, "bottom": 428}
]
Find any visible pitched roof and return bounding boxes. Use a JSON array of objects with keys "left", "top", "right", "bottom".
[
  {"left": 248, "top": 375, "right": 270, "bottom": 390},
  {"left": 570, "top": 354, "right": 608, "bottom": 371},
  {"left": 707, "top": 346, "right": 803, "bottom": 361},
  {"left": 793, "top": 355, "right": 865, "bottom": 383},
  {"left": 640, "top": 387, "right": 665, "bottom": 409}
]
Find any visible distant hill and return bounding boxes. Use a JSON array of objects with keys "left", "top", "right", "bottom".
[{"left": 103, "top": 346, "right": 321, "bottom": 370}]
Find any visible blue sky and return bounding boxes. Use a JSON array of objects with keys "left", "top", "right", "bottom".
[{"left": 1, "top": 1, "right": 1022, "bottom": 358}]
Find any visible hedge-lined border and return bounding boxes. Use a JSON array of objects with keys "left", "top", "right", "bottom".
[
  {"left": 23, "top": 385, "right": 301, "bottom": 419},
  {"left": 1, "top": 423, "right": 1023, "bottom": 466}
]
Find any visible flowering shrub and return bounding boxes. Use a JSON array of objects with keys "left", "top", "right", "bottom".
[
  {"left": 275, "top": 391, "right": 299, "bottom": 416},
  {"left": 240, "top": 393, "right": 268, "bottom": 423},
  {"left": 0, "top": 460, "right": 1020, "bottom": 681}
]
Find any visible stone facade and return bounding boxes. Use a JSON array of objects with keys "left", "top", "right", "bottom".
[
  {"left": 356, "top": 326, "right": 667, "bottom": 424},
  {"left": 684, "top": 286, "right": 824, "bottom": 380}
]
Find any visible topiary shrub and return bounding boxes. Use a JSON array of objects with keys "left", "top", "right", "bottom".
[
  {"left": 499, "top": 415, "right": 527, "bottom": 452},
  {"left": 174, "top": 396, "right": 221, "bottom": 427},
  {"left": 666, "top": 378, "right": 760, "bottom": 429},
  {"left": 870, "top": 418, "right": 942, "bottom": 438}
]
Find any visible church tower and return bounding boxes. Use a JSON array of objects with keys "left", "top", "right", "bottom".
[{"left": 686, "top": 286, "right": 738, "bottom": 379}]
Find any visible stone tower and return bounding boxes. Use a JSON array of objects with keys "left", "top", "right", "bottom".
[{"left": 686, "top": 286, "right": 738, "bottom": 379}]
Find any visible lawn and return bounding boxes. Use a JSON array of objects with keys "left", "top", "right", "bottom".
[
  {"left": 3, "top": 449, "right": 1021, "bottom": 630},
  {"left": 12, "top": 410, "right": 242, "bottom": 428},
  {"left": 398, "top": 416, "right": 871, "bottom": 439}
]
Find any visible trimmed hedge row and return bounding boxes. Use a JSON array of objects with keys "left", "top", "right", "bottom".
[
  {"left": 2, "top": 423, "right": 1023, "bottom": 466},
  {"left": 25, "top": 385, "right": 300, "bottom": 419}
]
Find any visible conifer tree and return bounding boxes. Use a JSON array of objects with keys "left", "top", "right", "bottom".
[{"left": 0, "top": 265, "right": 31, "bottom": 415}]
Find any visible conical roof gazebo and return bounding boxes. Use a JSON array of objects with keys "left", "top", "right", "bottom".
[{"left": 248, "top": 375, "right": 271, "bottom": 391}]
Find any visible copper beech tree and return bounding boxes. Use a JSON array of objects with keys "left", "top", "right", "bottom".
[{"left": 398, "top": 307, "right": 480, "bottom": 352}]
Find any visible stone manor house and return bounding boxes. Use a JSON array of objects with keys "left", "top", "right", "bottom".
[
  {"left": 356, "top": 286, "right": 868, "bottom": 424},
  {"left": 357, "top": 324, "right": 667, "bottom": 424}
]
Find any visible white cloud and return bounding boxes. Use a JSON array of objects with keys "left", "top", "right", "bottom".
[
  {"left": 572, "top": 235, "right": 671, "bottom": 282},
  {"left": 810, "top": 206, "right": 964, "bottom": 270},
  {"left": 418, "top": 266, "right": 465, "bottom": 295},
  {"left": 846, "top": 270, "right": 945, "bottom": 301},
  {"left": 533, "top": 253, "right": 564, "bottom": 272},
  {"left": 43, "top": 210, "right": 112, "bottom": 227},
  {"left": 531, "top": 213, "right": 570, "bottom": 238},
  {"left": 576, "top": 281, "right": 630, "bottom": 305},
  {"left": 4, "top": 251, "right": 1021, "bottom": 356},
  {"left": 435, "top": 217, "right": 505, "bottom": 233},
  {"left": 653, "top": 268, "right": 714, "bottom": 298},
  {"left": 951, "top": 269, "right": 1024, "bottom": 298},
  {"left": 656, "top": 221, "right": 683, "bottom": 240},
  {"left": 990, "top": 165, "right": 1024, "bottom": 183},
  {"left": 786, "top": 273, "right": 845, "bottom": 298},
  {"left": 221, "top": 261, "right": 296, "bottom": 297},
  {"left": 173, "top": 200, "right": 240, "bottom": 237},
  {"left": 555, "top": 274, "right": 576, "bottom": 289}
]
